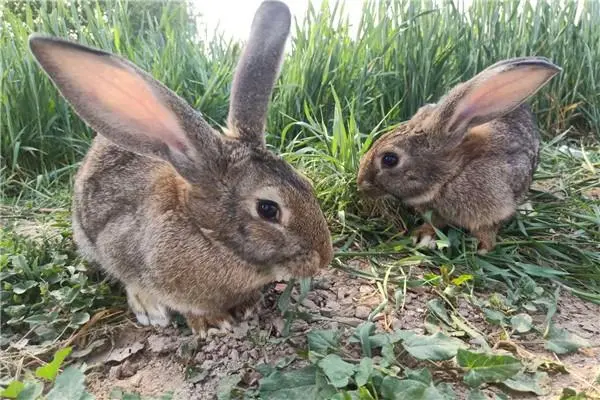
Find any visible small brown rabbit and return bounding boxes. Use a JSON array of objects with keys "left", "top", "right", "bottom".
[
  {"left": 357, "top": 57, "right": 561, "bottom": 253},
  {"left": 29, "top": 1, "right": 333, "bottom": 337}
]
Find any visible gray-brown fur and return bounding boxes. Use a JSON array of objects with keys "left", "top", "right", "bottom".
[
  {"left": 29, "top": 1, "right": 332, "bottom": 336},
  {"left": 227, "top": 0, "right": 291, "bottom": 146},
  {"left": 357, "top": 57, "right": 560, "bottom": 252}
]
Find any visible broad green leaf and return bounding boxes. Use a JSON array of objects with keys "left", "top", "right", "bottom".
[
  {"left": 402, "top": 332, "right": 465, "bottom": 361},
  {"left": 16, "top": 381, "right": 43, "bottom": 400},
  {"left": 467, "top": 389, "right": 487, "bottom": 400},
  {"left": 354, "top": 322, "right": 375, "bottom": 357},
  {"left": 380, "top": 376, "right": 446, "bottom": 400},
  {"left": 503, "top": 372, "right": 549, "bottom": 396},
  {"left": 544, "top": 324, "right": 590, "bottom": 354},
  {"left": 217, "top": 374, "right": 242, "bottom": 400},
  {"left": 69, "top": 312, "right": 90, "bottom": 327},
  {"left": 510, "top": 314, "right": 533, "bottom": 333},
  {"left": 46, "top": 366, "right": 88, "bottom": 400},
  {"left": 405, "top": 368, "right": 433, "bottom": 384},
  {"left": 308, "top": 329, "right": 339, "bottom": 354},
  {"left": 258, "top": 365, "right": 336, "bottom": 400},
  {"left": 483, "top": 309, "right": 506, "bottom": 325},
  {"left": 457, "top": 349, "right": 522, "bottom": 387},
  {"left": 355, "top": 358, "right": 373, "bottom": 387},
  {"left": 318, "top": 354, "right": 355, "bottom": 388},
  {"left": 451, "top": 274, "right": 473, "bottom": 286},
  {"left": 427, "top": 299, "right": 453, "bottom": 327},
  {"left": 1, "top": 381, "right": 25, "bottom": 399},
  {"left": 12, "top": 280, "right": 38, "bottom": 294},
  {"left": 35, "top": 347, "right": 72, "bottom": 381}
]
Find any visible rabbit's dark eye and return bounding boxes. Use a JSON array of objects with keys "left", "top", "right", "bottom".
[
  {"left": 257, "top": 199, "right": 280, "bottom": 222},
  {"left": 381, "top": 152, "right": 399, "bottom": 168}
]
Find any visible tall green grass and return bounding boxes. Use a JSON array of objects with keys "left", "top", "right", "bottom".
[{"left": 1, "top": 0, "right": 600, "bottom": 197}]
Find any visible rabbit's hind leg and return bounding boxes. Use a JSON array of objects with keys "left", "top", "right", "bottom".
[{"left": 126, "top": 286, "right": 171, "bottom": 327}]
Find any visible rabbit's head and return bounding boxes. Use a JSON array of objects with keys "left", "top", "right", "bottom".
[
  {"left": 357, "top": 57, "right": 560, "bottom": 206},
  {"left": 29, "top": 1, "right": 333, "bottom": 277}
]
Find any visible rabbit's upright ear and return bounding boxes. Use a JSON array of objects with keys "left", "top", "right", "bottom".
[
  {"left": 439, "top": 57, "right": 561, "bottom": 135},
  {"left": 226, "top": 1, "right": 291, "bottom": 147},
  {"left": 29, "top": 34, "right": 222, "bottom": 176}
]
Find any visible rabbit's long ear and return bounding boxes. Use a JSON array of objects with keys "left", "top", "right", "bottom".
[
  {"left": 226, "top": 0, "right": 291, "bottom": 146},
  {"left": 29, "top": 34, "right": 222, "bottom": 177},
  {"left": 437, "top": 57, "right": 561, "bottom": 137}
]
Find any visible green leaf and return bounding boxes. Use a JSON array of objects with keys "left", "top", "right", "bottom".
[
  {"left": 451, "top": 274, "right": 473, "bottom": 286},
  {"left": 217, "top": 374, "right": 242, "bottom": 400},
  {"left": 308, "top": 329, "right": 339, "bottom": 354},
  {"left": 12, "top": 280, "right": 38, "bottom": 294},
  {"left": 427, "top": 299, "right": 453, "bottom": 327},
  {"left": 380, "top": 376, "right": 446, "bottom": 400},
  {"left": 544, "top": 324, "right": 590, "bottom": 354},
  {"left": 1, "top": 381, "right": 25, "bottom": 399},
  {"left": 510, "top": 314, "right": 533, "bottom": 333},
  {"left": 46, "top": 366, "right": 88, "bottom": 400},
  {"left": 318, "top": 354, "right": 355, "bottom": 388},
  {"left": 402, "top": 332, "right": 465, "bottom": 361},
  {"left": 16, "top": 381, "right": 43, "bottom": 400},
  {"left": 69, "top": 312, "right": 90, "bottom": 327},
  {"left": 355, "top": 358, "right": 373, "bottom": 387},
  {"left": 467, "top": 390, "right": 487, "bottom": 400},
  {"left": 457, "top": 349, "right": 522, "bottom": 387},
  {"left": 483, "top": 309, "right": 506, "bottom": 325},
  {"left": 258, "top": 365, "right": 336, "bottom": 400},
  {"left": 355, "top": 322, "right": 375, "bottom": 357},
  {"left": 35, "top": 347, "right": 72, "bottom": 381},
  {"left": 502, "top": 372, "right": 549, "bottom": 396}
]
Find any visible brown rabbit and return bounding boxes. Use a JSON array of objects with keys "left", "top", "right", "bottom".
[
  {"left": 357, "top": 57, "right": 561, "bottom": 253},
  {"left": 29, "top": 1, "right": 333, "bottom": 337}
]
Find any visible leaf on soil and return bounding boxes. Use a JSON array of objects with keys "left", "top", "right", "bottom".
[
  {"left": 308, "top": 329, "right": 339, "bottom": 354},
  {"left": 46, "top": 366, "right": 89, "bottom": 400},
  {"left": 502, "top": 372, "right": 549, "bottom": 396},
  {"left": 380, "top": 375, "right": 449, "bottom": 400},
  {"left": 402, "top": 332, "right": 466, "bottom": 361},
  {"left": 457, "top": 349, "right": 522, "bottom": 387},
  {"left": 354, "top": 322, "right": 376, "bottom": 357},
  {"left": 15, "top": 381, "right": 44, "bottom": 400},
  {"left": 427, "top": 299, "right": 453, "bottom": 327},
  {"left": 217, "top": 374, "right": 242, "bottom": 400},
  {"left": 69, "top": 312, "right": 90, "bottom": 327},
  {"left": 258, "top": 365, "right": 336, "bottom": 400},
  {"left": 318, "top": 354, "right": 356, "bottom": 388},
  {"left": 544, "top": 324, "right": 591, "bottom": 354},
  {"left": 106, "top": 341, "right": 145, "bottom": 363},
  {"left": 35, "top": 347, "right": 72, "bottom": 381},
  {"left": 510, "top": 314, "right": 533, "bottom": 333},
  {"left": 355, "top": 358, "right": 373, "bottom": 387},
  {"left": 467, "top": 389, "right": 487, "bottom": 400},
  {"left": 0, "top": 381, "right": 25, "bottom": 399},
  {"left": 483, "top": 309, "right": 506, "bottom": 325}
]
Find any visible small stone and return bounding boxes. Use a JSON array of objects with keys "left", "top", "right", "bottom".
[
  {"left": 314, "top": 279, "right": 331, "bottom": 290},
  {"left": 320, "top": 307, "right": 334, "bottom": 317},
  {"left": 194, "top": 352, "right": 206, "bottom": 364},
  {"left": 359, "top": 285, "right": 372, "bottom": 294},
  {"left": 390, "top": 317, "right": 403, "bottom": 330},
  {"left": 201, "top": 359, "right": 214, "bottom": 369},
  {"left": 291, "top": 320, "right": 309, "bottom": 332},
  {"left": 108, "top": 365, "right": 121, "bottom": 380},
  {"left": 240, "top": 351, "right": 249, "bottom": 362},
  {"left": 272, "top": 317, "right": 285, "bottom": 336},
  {"left": 355, "top": 306, "right": 371, "bottom": 319},
  {"left": 204, "top": 340, "right": 217, "bottom": 353},
  {"left": 249, "top": 349, "right": 259, "bottom": 359},
  {"left": 147, "top": 334, "right": 178, "bottom": 354},
  {"left": 232, "top": 321, "right": 250, "bottom": 339},
  {"left": 230, "top": 349, "right": 239, "bottom": 362},
  {"left": 300, "top": 298, "right": 319, "bottom": 311},
  {"left": 131, "top": 374, "right": 142, "bottom": 388}
]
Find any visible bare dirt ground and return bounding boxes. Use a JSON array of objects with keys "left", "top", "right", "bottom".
[{"left": 82, "top": 265, "right": 600, "bottom": 400}]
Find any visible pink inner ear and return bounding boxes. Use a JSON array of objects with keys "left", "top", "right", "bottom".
[
  {"left": 51, "top": 47, "right": 188, "bottom": 151},
  {"left": 452, "top": 66, "right": 556, "bottom": 128}
]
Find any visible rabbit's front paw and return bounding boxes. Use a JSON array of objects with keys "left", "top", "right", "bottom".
[
  {"left": 411, "top": 223, "right": 438, "bottom": 249},
  {"left": 184, "top": 312, "right": 234, "bottom": 339},
  {"left": 126, "top": 286, "right": 171, "bottom": 327},
  {"left": 229, "top": 290, "right": 261, "bottom": 321}
]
